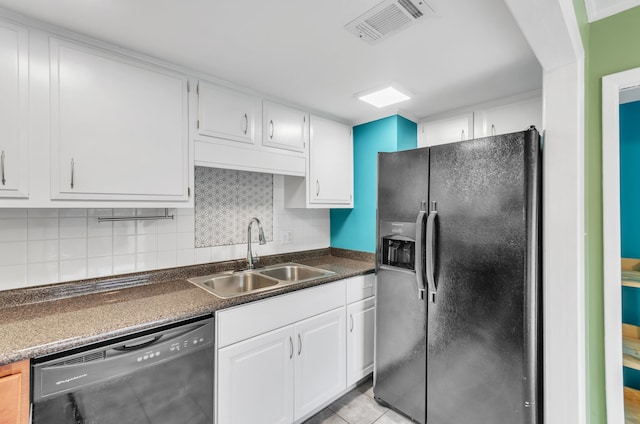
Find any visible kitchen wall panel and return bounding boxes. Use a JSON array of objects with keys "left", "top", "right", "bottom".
[{"left": 0, "top": 175, "right": 329, "bottom": 290}]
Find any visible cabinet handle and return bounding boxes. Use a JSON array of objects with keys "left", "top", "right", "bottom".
[
  {"left": 242, "top": 113, "right": 248, "bottom": 135},
  {"left": 269, "top": 120, "right": 274, "bottom": 139},
  {"left": 0, "top": 150, "right": 5, "bottom": 186},
  {"left": 491, "top": 124, "right": 496, "bottom": 136},
  {"left": 70, "top": 158, "right": 75, "bottom": 189},
  {"left": 289, "top": 336, "right": 294, "bottom": 359},
  {"left": 316, "top": 180, "right": 319, "bottom": 196},
  {"left": 461, "top": 130, "right": 465, "bottom": 141},
  {"left": 350, "top": 314, "right": 354, "bottom": 332},
  {"left": 298, "top": 333, "right": 302, "bottom": 356}
]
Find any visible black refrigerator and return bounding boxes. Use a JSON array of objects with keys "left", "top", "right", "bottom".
[{"left": 373, "top": 127, "right": 541, "bottom": 424}]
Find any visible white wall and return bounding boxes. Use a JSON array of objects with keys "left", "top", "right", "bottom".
[
  {"left": 502, "top": 0, "right": 586, "bottom": 422},
  {"left": 0, "top": 175, "right": 330, "bottom": 290}
]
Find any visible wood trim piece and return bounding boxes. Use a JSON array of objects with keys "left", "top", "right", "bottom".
[
  {"left": 625, "top": 386, "right": 640, "bottom": 423},
  {"left": 0, "top": 359, "right": 30, "bottom": 424}
]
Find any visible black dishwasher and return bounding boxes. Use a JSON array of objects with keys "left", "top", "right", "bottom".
[{"left": 32, "top": 316, "right": 214, "bottom": 424}]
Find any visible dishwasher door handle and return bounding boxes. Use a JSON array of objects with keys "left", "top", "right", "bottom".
[{"left": 112, "top": 335, "right": 162, "bottom": 351}]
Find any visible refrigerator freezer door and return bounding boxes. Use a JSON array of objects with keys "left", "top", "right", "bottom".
[
  {"left": 426, "top": 129, "right": 539, "bottom": 424},
  {"left": 377, "top": 148, "right": 430, "bottom": 223},
  {"left": 375, "top": 147, "right": 430, "bottom": 423},
  {"left": 374, "top": 267, "right": 426, "bottom": 424}
]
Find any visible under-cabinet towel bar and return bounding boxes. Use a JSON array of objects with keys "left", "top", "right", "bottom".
[{"left": 97, "top": 208, "right": 175, "bottom": 223}]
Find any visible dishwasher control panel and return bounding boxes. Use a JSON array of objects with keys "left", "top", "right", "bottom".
[{"left": 32, "top": 317, "right": 214, "bottom": 400}]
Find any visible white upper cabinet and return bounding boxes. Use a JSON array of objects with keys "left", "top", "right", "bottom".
[
  {"left": 309, "top": 116, "right": 353, "bottom": 206},
  {"left": 419, "top": 93, "right": 542, "bottom": 148},
  {"left": 418, "top": 112, "right": 473, "bottom": 147},
  {"left": 263, "top": 101, "right": 308, "bottom": 152},
  {"left": 197, "top": 81, "right": 258, "bottom": 145},
  {"left": 0, "top": 21, "right": 28, "bottom": 198},
  {"left": 474, "top": 95, "right": 542, "bottom": 137},
  {"left": 284, "top": 116, "right": 353, "bottom": 208},
  {"left": 194, "top": 89, "right": 306, "bottom": 177},
  {"left": 49, "top": 39, "right": 189, "bottom": 202}
]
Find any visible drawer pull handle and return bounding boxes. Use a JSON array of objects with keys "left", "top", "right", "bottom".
[
  {"left": 1, "top": 150, "right": 5, "bottom": 186},
  {"left": 350, "top": 314, "right": 354, "bottom": 332},
  {"left": 242, "top": 113, "right": 249, "bottom": 134},
  {"left": 289, "top": 336, "right": 293, "bottom": 359},
  {"left": 70, "top": 158, "right": 75, "bottom": 189},
  {"left": 298, "top": 333, "right": 302, "bottom": 356}
]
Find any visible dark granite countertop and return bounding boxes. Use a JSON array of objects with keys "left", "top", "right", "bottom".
[{"left": 0, "top": 248, "right": 374, "bottom": 365}]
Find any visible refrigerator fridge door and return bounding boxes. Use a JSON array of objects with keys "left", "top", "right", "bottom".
[
  {"left": 426, "top": 129, "right": 540, "bottom": 424},
  {"left": 374, "top": 147, "right": 430, "bottom": 423}
]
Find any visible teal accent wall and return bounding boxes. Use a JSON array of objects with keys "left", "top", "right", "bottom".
[
  {"left": 330, "top": 115, "right": 417, "bottom": 252},
  {"left": 620, "top": 101, "right": 640, "bottom": 258},
  {"left": 620, "top": 100, "right": 640, "bottom": 389}
]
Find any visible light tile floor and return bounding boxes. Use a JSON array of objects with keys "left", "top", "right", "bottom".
[{"left": 304, "top": 377, "right": 416, "bottom": 424}]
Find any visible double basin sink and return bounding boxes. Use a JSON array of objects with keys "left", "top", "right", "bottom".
[{"left": 188, "top": 263, "right": 335, "bottom": 298}]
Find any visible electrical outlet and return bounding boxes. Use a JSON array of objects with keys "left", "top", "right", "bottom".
[{"left": 282, "top": 231, "right": 293, "bottom": 244}]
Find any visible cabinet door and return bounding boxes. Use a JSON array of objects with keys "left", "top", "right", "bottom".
[
  {"left": 294, "top": 307, "right": 346, "bottom": 420},
  {"left": 309, "top": 116, "right": 353, "bottom": 205},
  {"left": 197, "top": 82, "right": 258, "bottom": 144},
  {"left": 218, "top": 325, "right": 295, "bottom": 424},
  {"left": 347, "top": 297, "right": 376, "bottom": 386},
  {"left": 0, "top": 21, "right": 28, "bottom": 198},
  {"left": 263, "top": 101, "right": 308, "bottom": 152},
  {"left": 50, "top": 39, "right": 189, "bottom": 201},
  {"left": 0, "top": 359, "right": 29, "bottom": 424},
  {"left": 477, "top": 96, "right": 542, "bottom": 137},
  {"left": 421, "top": 112, "right": 473, "bottom": 147}
]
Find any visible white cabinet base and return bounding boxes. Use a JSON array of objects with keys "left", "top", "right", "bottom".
[
  {"left": 347, "top": 297, "right": 375, "bottom": 386},
  {"left": 294, "top": 308, "right": 346, "bottom": 420},
  {"left": 217, "top": 325, "right": 295, "bottom": 424}
]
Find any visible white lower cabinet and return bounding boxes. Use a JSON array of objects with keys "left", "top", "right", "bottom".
[
  {"left": 346, "top": 296, "right": 375, "bottom": 386},
  {"left": 218, "top": 325, "right": 295, "bottom": 424},
  {"left": 217, "top": 308, "right": 346, "bottom": 424},
  {"left": 294, "top": 308, "right": 346, "bottom": 420},
  {"left": 216, "top": 280, "right": 347, "bottom": 424}
]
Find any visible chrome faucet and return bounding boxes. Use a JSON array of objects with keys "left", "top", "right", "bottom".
[{"left": 246, "top": 217, "right": 266, "bottom": 270}]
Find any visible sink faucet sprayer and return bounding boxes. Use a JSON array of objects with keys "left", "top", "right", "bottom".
[{"left": 246, "top": 217, "right": 266, "bottom": 270}]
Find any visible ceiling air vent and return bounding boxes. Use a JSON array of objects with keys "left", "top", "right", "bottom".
[{"left": 345, "top": 0, "right": 435, "bottom": 44}]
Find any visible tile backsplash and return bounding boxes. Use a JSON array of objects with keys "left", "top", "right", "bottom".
[{"left": 0, "top": 175, "right": 330, "bottom": 291}]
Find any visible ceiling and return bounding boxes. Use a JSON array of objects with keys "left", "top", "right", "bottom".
[
  {"left": 586, "top": 0, "right": 640, "bottom": 21},
  {"left": 0, "top": 0, "right": 544, "bottom": 124}
]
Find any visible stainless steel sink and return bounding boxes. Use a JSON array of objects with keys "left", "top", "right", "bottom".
[
  {"left": 258, "top": 263, "right": 332, "bottom": 282},
  {"left": 189, "top": 272, "right": 279, "bottom": 298},
  {"left": 188, "top": 263, "right": 334, "bottom": 298}
]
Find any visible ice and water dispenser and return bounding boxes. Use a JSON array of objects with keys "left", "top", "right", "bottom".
[{"left": 379, "top": 221, "right": 416, "bottom": 271}]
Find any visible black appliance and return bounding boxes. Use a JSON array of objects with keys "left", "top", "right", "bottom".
[
  {"left": 374, "top": 128, "right": 542, "bottom": 424},
  {"left": 31, "top": 316, "right": 214, "bottom": 424}
]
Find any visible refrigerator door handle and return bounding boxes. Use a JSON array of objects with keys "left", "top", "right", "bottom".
[
  {"left": 426, "top": 201, "right": 438, "bottom": 303},
  {"left": 415, "top": 209, "right": 427, "bottom": 300}
]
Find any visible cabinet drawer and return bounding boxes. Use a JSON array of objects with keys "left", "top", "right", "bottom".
[
  {"left": 346, "top": 274, "right": 375, "bottom": 304},
  {"left": 217, "top": 280, "right": 346, "bottom": 348}
]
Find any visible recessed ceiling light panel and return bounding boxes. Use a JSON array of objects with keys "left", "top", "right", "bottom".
[{"left": 358, "top": 86, "right": 411, "bottom": 108}]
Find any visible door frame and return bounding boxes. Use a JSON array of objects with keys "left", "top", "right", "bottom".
[{"left": 602, "top": 66, "right": 640, "bottom": 423}]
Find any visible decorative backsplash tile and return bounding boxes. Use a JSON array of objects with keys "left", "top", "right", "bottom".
[
  {"left": 194, "top": 167, "right": 273, "bottom": 248},
  {"left": 0, "top": 175, "right": 329, "bottom": 291}
]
